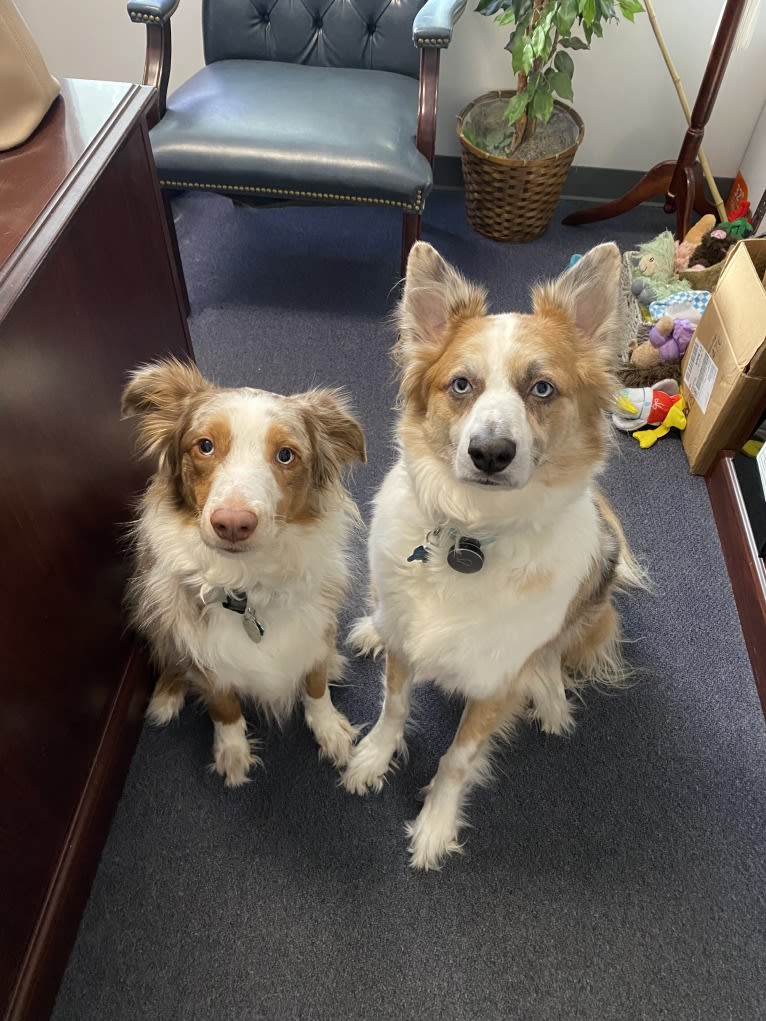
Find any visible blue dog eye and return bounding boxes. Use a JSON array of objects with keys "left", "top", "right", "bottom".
[
  {"left": 451, "top": 377, "right": 472, "bottom": 396},
  {"left": 276, "top": 447, "right": 294, "bottom": 464},
  {"left": 531, "top": 380, "right": 555, "bottom": 399}
]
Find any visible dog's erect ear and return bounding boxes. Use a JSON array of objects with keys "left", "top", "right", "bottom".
[
  {"left": 396, "top": 242, "right": 487, "bottom": 351},
  {"left": 297, "top": 389, "right": 367, "bottom": 489},
  {"left": 532, "top": 242, "right": 624, "bottom": 351},
  {"left": 121, "top": 358, "right": 213, "bottom": 462}
]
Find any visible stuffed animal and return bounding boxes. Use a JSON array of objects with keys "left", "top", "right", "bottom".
[
  {"left": 612, "top": 380, "right": 687, "bottom": 449},
  {"left": 683, "top": 214, "right": 716, "bottom": 248},
  {"left": 629, "top": 231, "right": 687, "bottom": 306},
  {"left": 629, "top": 314, "right": 695, "bottom": 370},
  {"left": 675, "top": 214, "right": 717, "bottom": 272},
  {"left": 690, "top": 227, "right": 737, "bottom": 269}
]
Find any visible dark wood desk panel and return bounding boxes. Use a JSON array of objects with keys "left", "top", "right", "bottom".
[
  {"left": 707, "top": 453, "right": 766, "bottom": 717},
  {"left": 0, "top": 79, "right": 192, "bottom": 1021}
]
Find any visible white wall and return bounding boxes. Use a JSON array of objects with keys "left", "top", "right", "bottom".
[{"left": 15, "top": 0, "right": 766, "bottom": 177}]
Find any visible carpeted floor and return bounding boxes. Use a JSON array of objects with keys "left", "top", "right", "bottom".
[{"left": 52, "top": 191, "right": 766, "bottom": 1021}]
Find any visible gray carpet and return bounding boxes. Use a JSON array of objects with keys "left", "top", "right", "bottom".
[{"left": 53, "top": 192, "right": 766, "bottom": 1021}]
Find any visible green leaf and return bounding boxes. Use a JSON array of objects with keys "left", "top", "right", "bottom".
[
  {"left": 617, "top": 0, "right": 644, "bottom": 20},
  {"left": 547, "top": 69, "right": 574, "bottom": 100},
  {"left": 510, "top": 29, "right": 534, "bottom": 74},
  {"left": 512, "top": 0, "right": 533, "bottom": 19},
  {"left": 503, "top": 91, "right": 529, "bottom": 126},
  {"left": 511, "top": 29, "right": 524, "bottom": 71},
  {"left": 461, "top": 126, "right": 479, "bottom": 148},
  {"left": 591, "top": 19, "right": 603, "bottom": 36},
  {"left": 530, "top": 84, "right": 554, "bottom": 124},
  {"left": 538, "top": 6, "right": 556, "bottom": 34},
  {"left": 531, "top": 23, "right": 549, "bottom": 57},
  {"left": 561, "top": 35, "right": 590, "bottom": 49},
  {"left": 581, "top": 0, "right": 597, "bottom": 22},
  {"left": 555, "top": 0, "right": 577, "bottom": 35},
  {"left": 475, "top": 0, "right": 504, "bottom": 14},
  {"left": 554, "top": 49, "right": 575, "bottom": 75}
]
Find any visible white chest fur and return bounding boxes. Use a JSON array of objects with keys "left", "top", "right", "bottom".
[
  {"left": 138, "top": 496, "right": 354, "bottom": 713},
  {"left": 368, "top": 461, "right": 601, "bottom": 701}
]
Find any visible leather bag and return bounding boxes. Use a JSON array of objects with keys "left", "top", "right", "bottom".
[{"left": 0, "top": 0, "right": 59, "bottom": 152}]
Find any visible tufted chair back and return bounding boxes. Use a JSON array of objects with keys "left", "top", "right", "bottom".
[
  {"left": 202, "top": 0, "right": 426, "bottom": 78},
  {"left": 129, "top": 0, "right": 465, "bottom": 276}
]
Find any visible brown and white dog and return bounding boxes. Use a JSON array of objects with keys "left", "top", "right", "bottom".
[
  {"left": 122, "top": 359, "right": 366, "bottom": 787},
  {"left": 342, "top": 241, "right": 642, "bottom": 869}
]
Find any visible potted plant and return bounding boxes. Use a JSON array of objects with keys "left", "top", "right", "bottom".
[{"left": 458, "top": 0, "right": 644, "bottom": 242}]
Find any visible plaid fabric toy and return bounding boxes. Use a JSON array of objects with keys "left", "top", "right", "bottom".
[{"left": 649, "top": 289, "right": 711, "bottom": 322}]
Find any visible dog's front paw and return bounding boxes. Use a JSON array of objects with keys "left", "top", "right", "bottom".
[
  {"left": 146, "top": 687, "right": 185, "bottom": 726},
  {"left": 304, "top": 699, "right": 359, "bottom": 768},
  {"left": 405, "top": 798, "right": 465, "bottom": 871},
  {"left": 341, "top": 732, "right": 403, "bottom": 795},
  {"left": 529, "top": 689, "right": 576, "bottom": 737},
  {"left": 212, "top": 719, "right": 261, "bottom": 787}
]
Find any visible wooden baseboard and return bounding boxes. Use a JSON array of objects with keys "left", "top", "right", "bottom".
[
  {"left": 706, "top": 453, "right": 766, "bottom": 717},
  {"left": 6, "top": 646, "right": 150, "bottom": 1021}
]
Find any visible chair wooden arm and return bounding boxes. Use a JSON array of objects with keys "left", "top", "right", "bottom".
[
  {"left": 413, "top": 0, "right": 466, "bottom": 166},
  {"left": 127, "top": 0, "right": 181, "bottom": 127}
]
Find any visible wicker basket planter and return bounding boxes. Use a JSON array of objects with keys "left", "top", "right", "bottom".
[{"left": 457, "top": 91, "right": 584, "bottom": 244}]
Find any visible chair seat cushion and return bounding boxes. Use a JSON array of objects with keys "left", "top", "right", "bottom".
[{"left": 150, "top": 60, "right": 432, "bottom": 212}]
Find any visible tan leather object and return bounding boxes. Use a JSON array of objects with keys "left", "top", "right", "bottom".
[{"left": 0, "top": 0, "right": 59, "bottom": 152}]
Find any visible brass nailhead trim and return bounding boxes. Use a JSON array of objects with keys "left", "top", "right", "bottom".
[
  {"left": 159, "top": 179, "right": 424, "bottom": 212},
  {"left": 416, "top": 38, "right": 449, "bottom": 47},
  {"left": 130, "top": 11, "right": 163, "bottom": 23}
]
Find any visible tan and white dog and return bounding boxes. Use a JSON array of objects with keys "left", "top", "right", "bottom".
[
  {"left": 122, "top": 359, "right": 366, "bottom": 787},
  {"left": 342, "top": 241, "right": 641, "bottom": 869}
]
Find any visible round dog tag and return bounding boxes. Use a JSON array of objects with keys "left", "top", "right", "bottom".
[{"left": 447, "top": 536, "right": 484, "bottom": 574}]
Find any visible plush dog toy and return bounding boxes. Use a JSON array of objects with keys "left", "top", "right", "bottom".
[
  {"left": 629, "top": 231, "right": 688, "bottom": 306},
  {"left": 629, "top": 315, "right": 695, "bottom": 370},
  {"left": 612, "top": 379, "right": 687, "bottom": 448}
]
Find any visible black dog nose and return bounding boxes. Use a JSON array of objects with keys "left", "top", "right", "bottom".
[{"left": 468, "top": 437, "right": 516, "bottom": 475}]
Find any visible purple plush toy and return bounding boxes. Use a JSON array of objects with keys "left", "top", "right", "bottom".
[{"left": 649, "top": 315, "right": 695, "bottom": 362}]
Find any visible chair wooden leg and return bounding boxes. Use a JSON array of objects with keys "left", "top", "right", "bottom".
[{"left": 401, "top": 213, "right": 421, "bottom": 277}]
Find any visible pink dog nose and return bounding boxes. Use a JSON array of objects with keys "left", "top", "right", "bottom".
[{"left": 210, "top": 507, "right": 258, "bottom": 543}]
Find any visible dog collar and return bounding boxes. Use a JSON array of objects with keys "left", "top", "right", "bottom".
[
  {"left": 201, "top": 587, "right": 264, "bottom": 643},
  {"left": 407, "top": 526, "right": 494, "bottom": 575}
]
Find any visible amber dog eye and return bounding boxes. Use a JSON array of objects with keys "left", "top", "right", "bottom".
[
  {"left": 276, "top": 447, "right": 294, "bottom": 465},
  {"left": 198, "top": 438, "right": 215, "bottom": 455}
]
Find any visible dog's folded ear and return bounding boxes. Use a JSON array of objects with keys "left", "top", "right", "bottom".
[
  {"left": 396, "top": 241, "right": 487, "bottom": 352},
  {"left": 296, "top": 389, "right": 366, "bottom": 489},
  {"left": 121, "top": 357, "right": 210, "bottom": 418},
  {"left": 531, "top": 242, "right": 624, "bottom": 352},
  {"left": 121, "top": 357, "right": 213, "bottom": 461}
]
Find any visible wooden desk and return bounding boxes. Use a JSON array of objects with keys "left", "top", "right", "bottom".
[
  {"left": 707, "top": 452, "right": 766, "bottom": 717},
  {"left": 0, "top": 79, "right": 192, "bottom": 1021}
]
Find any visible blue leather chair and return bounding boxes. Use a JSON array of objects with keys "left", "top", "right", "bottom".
[{"left": 128, "top": 0, "right": 465, "bottom": 276}]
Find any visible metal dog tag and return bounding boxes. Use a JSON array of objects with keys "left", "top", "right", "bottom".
[
  {"left": 447, "top": 536, "right": 484, "bottom": 574},
  {"left": 243, "top": 606, "right": 264, "bottom": 643}
]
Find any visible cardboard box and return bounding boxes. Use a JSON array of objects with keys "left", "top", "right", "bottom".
[{"left": 681, "top": 238, "right": 766, "bottom": 475}]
